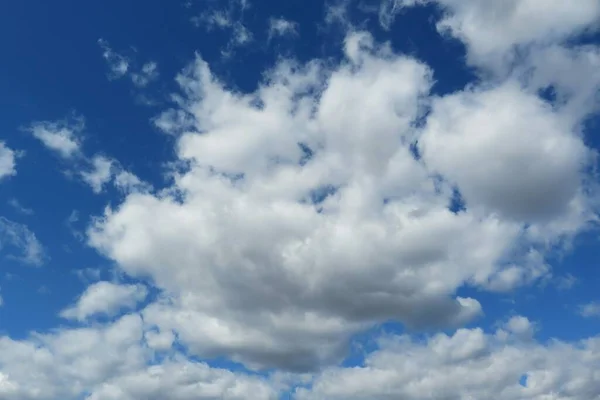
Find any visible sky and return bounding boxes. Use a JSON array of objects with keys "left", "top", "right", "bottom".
[{"left": 1, "top": 0, "right": 600, "bottom": 398}]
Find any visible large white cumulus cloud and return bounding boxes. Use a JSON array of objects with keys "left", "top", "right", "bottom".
[{"left": 86, "top": 27, "right": 598, "bottom": 372}]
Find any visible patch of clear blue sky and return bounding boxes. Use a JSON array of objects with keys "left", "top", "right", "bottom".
[{"left": 0, "top": 0, "right": 598, "bottom": 360}]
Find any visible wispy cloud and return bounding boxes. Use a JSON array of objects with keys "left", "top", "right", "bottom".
[
  {"left": 268, "top": 17, "right": 299, "bottom": 40},
  {"left": 579, "top": 302, "right": 600, "bottom": 318},
  {"left": 192, "top": 0, "right": 254, "bottom": 56},
  {"left": 98, "top": 38, "right": 130, "bottom": 79},
  {"left": 131, "top": 62, "right": 159, "bottom": 88},
  {"left": 98, "top": 39, "right": 159, "bottom": 87},
  {"left": 8, "top": 199, "right": 34, "bottom": 216},
  {"left": 0, "top": 217, "right": 47, "bottom": 266}
]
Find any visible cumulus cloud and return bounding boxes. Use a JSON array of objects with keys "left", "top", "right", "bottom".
[
  {"left": 0, "top": 142, "right": 17, "bottom": 180},
  {"left": 85, "top": 27, "right": 598, "bottom": 372},
  {"left": 296, "top": 318, "right": 600, "bottom": 399},
  {"left": 28, "top": 116, "right": 84, "bottom": 159},
  {"left": 0, "top": 217, "right": 47, "bottom": 266},
  {"left": 0, "top": 1, "right": 598, "bottom": 398},
  {"left": 418, "top": 82, "right": 592, "bottom": 223},
  {"left": 60, "top": 281, "right": 148, "bottom": 321},
  {"left": 0, "top": 314, "right": 277, "bottom": 400},
  {"left": 387, "top": 0, "right": 600, "bottom": 73}
]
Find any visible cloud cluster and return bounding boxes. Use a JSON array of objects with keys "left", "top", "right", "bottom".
[
  {"left": 192, "top": 0, "right": 253, "bottom": 56},
  {"left": 4, "top": 0, "right": 599, "bottom": 398},
  {"left": 89, "top": 25, "right": 599, "bottom": 376},
  {"left": 297, "top": 317, "right": 600, "bottom": 399},
  {"left": 28, "top": 117, "right": 150, "bottom": 195},
  {"left": 0, "top": 314, "right": 277, "bottom": 400}
]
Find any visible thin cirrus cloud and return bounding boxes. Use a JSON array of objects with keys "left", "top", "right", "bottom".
[
  {"left": 0, "top": 0, "right": 598, "bottom": 399},
  {"left": 98, "top": 39, "right": 159, "bottom": 87},
  {"left": 7, "top": 199, "right": 34, "bottom": 216},
  {"left": 0, "top": 217, "right": 46, "bottom": 266}
]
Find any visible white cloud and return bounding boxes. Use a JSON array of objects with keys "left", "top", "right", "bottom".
[
  {"left": 28, "top": 118, "right": 150, "bottom": 195},
  {"left": 1, "top": 3, "right": 599, "bottom": 397},
  {"left": 0, "top": 142, "right": 17, "bottom": 180},
  {"left": 86, "top": 359, "right": 278, "bottom": 400},
  {"left": 192, "top": 0, "right": 254, "bottom": 55},
  {"left": 98, "top": 40, "right": 159, "bottom": 90},
  {"left": 153, "top": 109, "right": 196, "bottom": 136},
  {"left": 28, "top": 116, "right": 84, "bottom": 159},
  {"left": 0, "top": 314, "right": 279, "bottom": 400},
  {"left": 113, "top": 170, "right": 152, "bottom": 194},
  {"left": 297, "top": 318, "right": 600, "bottom": 399},
  {"left": 0, "top": 217, "right": 47, "bottom": 266},
  {"left": 98, "top": 38, "right": 130, "bottom": 79},
  {"left": 388, "top": 0, "right": 600, "bottom": 72},
  {"left": 81, "top": 155, "right": 114, "bottom": 194},
  {"left": 579, "top": 302, "right": 600, "bottom": 318},
  {"left": 80, "top": 155, "right": 151, "bottom": 195},
  {"left": 60, "top": 281, "right": 148, "bottom": 321},
  {"left": 131, "top": 62, "right": 159, "bottom": 88},
  {"left": 418, "top": 82, "right": 592, "bottom": 223},
  {"left": 84, "top": 30, "right": 599, "bottom": 372},
  {"left": 268, "top": 18, "right": 298, "bottom": 39}
]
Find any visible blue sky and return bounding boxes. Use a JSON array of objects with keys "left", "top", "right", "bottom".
[{"left": 1, "top": 0, "right": 600, "bottom": 398}]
